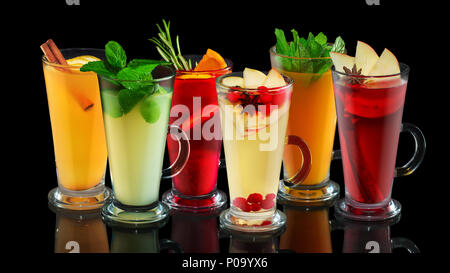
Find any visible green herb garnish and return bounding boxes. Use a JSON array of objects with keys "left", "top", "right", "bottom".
[
  {"left": 80, "top": 41, "right": 170, "bottom": 122},
  {"left": 274, "top": 28, "right": 345, "bottom": 85},
  {"left": 149, "top": 19, "right": 192, "bottom": 71}
]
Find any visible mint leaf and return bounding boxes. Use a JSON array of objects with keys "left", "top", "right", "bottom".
[
  {"left": 128, "top": 59, "right": 170, "bottom": 68},
  {"left": 117, "top": 88, "right": 147, "bottom": 114},
  {"left": 315, "top": 32, "right": 327, "bottom": 45},
  {"left": 100, "top": 89, "right": 123, "bottom": 118},
  {"left": 274, "top": 28, "right": 290, "bottom": 55},
  {"left": 116, "top": 67, "right": 154, "bottom": 90},
  {"left": 80, "top": 61, "right": 115, "bottom": 78},
  {"left": 105, "top": 41, "right": 127, "bottom": 71},
  {"left": 330, "top": 36, "right": 345, "bottom": 53}
]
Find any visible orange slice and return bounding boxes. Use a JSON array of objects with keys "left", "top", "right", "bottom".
[{"left": 194, "top": 49, "right": 227, "bottom": 71}]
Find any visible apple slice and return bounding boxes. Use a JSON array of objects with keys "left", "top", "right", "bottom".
[
  {"left": 243, "top": 68, "right": 267, "bottom": 88},
  {"left": 368, "top": 48, "right": 400, "bottom": 76},
  {"left": 263, "top": 69, "right": 286, "bottom": 88},
  {"left": 330, "top": 52, "right": 355, "bottom": 73},
  {"left": 223, "top": 76, "right": 244, "bottom": 88},
  {"left": 355, "top": 41, "right": 379, "bottom": 75}
]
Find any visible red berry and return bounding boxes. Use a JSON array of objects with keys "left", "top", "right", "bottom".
[
  {"left": 260, "top": 221, "right": 272, "bottom": 226},
  {"left": 261, "top": 199, "right": 274, "bottom": 210},
  {"left": 251, "top": 203, "right": 261, "bottom": 212},
  {"left": 241, "top": 202, "right": 252, "bottom": 212},
  {"left": 247, "top": 193, "right": 263, "bottom": 204},
  {"left": 259, "top": 94, "right": 272, "bottom": 104},
  {"left": 232, "top": 197, "right": 247, "bottom": 209},
  {"left": 227, "top": 91, "right": 241, "bottom": 103},
  {"left": 257, "top": 86, "right": 269, "bottom": 92},
  {"left": 265, "top": 193, "right": 276, "bottom": 200}
]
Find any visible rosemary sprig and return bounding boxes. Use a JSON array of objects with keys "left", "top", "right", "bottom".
[{"left": 149, "top": 19, "right": 192, "bottom": 71}]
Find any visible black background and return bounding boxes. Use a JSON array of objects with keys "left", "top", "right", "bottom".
[{"left": 8, "top": 0, "right": 446, "bottom": 265}]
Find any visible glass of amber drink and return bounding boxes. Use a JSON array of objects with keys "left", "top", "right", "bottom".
[
  {"left": 42, "top": 47, "right": 110, "bottom": 210},
  {"left": 270, "top": 46, "right": 340, "bottom": 202}
]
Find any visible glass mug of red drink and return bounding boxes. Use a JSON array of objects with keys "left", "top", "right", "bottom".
[
  {"left": 332, "top": 63, "right": 426, "bottom": 221},
  {"left": 162, "top": 55, "right": 232, "bottom": 211}
]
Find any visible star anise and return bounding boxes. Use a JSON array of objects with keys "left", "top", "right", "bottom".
[{"left": 343, "top": 64, "right": 365, "bottom": 85}]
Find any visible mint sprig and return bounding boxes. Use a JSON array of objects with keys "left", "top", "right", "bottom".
[
  {"left": 80, "top": 41, "right": 170, "bottom": 122},
  {"left": 274, "top": 28, "right": 345, "bottom": 85}
]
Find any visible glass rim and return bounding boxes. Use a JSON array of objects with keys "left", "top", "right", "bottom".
[
  {"left": 216, "top": 71, "right": 294, "bottom": 94},
  {"left": 99, "top": 64, "right": 176, "bottom": 83},
  {"left": 269, "top": 45, "right": 332, "bottom": 60},
  {"left": 176, "top": 54, "right": 233, "bottom": 74},
  {"left": 41, "top": 48, "right": 105, "bottom": 69},
  {"left": 331, "top": 62, "right": 410, "bottom": 78}
]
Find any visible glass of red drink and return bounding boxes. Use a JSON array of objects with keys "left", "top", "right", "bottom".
[
  {"left": 162, "top": 55, "right": 232, "bottom": 211},
  {"left": 332, "top": 63, "right": 426, "bottom": 221}
]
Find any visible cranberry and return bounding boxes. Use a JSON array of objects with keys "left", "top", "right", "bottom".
[
  {"left": 251, "top": 203, "right": 261, "bottom": 212},
  {"left": 261, "top": 198, "right": 275, "bottom": 210},
  {"left": 265, "top": 193, "right": 276, "bottom": 200},
  {"left": 247, "top": 193, "right": 263, "bottom": 204},
  {"left": 241, "top": 202, "right": 252, "bottom": 212},
  {"left": 227, "top": 91, "right": 241, "bottom": 103},
  {"left": 257, "top": 86, "right": 269, "bottom": 92},
  {"left": 232, "top": 197, "right": 247, "bottom": 209},
  {"left": 260, "top": 221, "right": 272, "bottom": 226},
  {"left": 259, "top": 94, "right": 272, "bottom": 104}
]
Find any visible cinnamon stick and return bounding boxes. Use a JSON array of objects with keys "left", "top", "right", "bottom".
[{"left": 41, "top": 39, "right": 94, "bottom": 111}]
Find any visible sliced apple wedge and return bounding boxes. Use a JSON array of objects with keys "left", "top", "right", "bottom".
[
  {"left": 368, "top": 48, "right": 400, "bottom": 76},
  {"left": 263, "top": 69, "right": 286, "bottom": 88},
  {"left": 222, "top": 76, "right": 244, "bottom": 88},
  {"left": 330, "top": 52, "right": 355, "bottom": 73},
  {"left": 243, "top": 68, "right": 267, "bottom": 88},
  {"left": 355, "top": 41, "right": 379, "bottom": 75}
]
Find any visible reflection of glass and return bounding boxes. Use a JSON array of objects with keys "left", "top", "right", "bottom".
[
  {"left": 334, "top": 215, "right": 419, "bottom": 253},
  {"left": 50, "top": 206, "right": 109, "bottom": 253},
  {"left": 109, "top": 220, "right": 182, "bottom": 253},
  {"left": 43, "top": 48, "right": 110, "bottom": 210},
  {"left": 99, "top": 65, "right": 190, "bottom": 225},
  {"left": 163, "top": 55, "right": 230, "bottom": 211},
  {"left": 270, "top": 46, "right": 340, "bottom": 202},
  {"left": 280, "top": 203, "right": 332, "bottom": 253},
  {"left": 170, "top": 210, "right": 221, "bottom": 253},
  {"left": 332, "top": 64, "right": 426, "bottom": 220},
  {"left": 223, "top": 228, "right": 284, "bottom": 253},
  {"left": 216, "top": 72, "right": 311, "bottom": 232}
]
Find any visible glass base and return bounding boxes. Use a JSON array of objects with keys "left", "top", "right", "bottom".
[
  {"left": 102, "top": 200, "right": 169, "bottom": 227},
  {"left": 48, "top": 185, "right": 111, "bottom": 211},
  {"left": 334, "top": 198, "right": 402, "bottom": 221},
  {"left": 162, "top": 189, "right": 227, "bottom": 213},
  {"left": 219, "top": 208, "right": 286, "bottom": 233},
  {"left": 278, "top": 179, "right": 340, "bottom": 204}
]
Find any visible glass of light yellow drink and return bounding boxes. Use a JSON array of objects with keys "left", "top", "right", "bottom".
[{"left": 216, "top": 71, "right": 311, "bottom": 232}]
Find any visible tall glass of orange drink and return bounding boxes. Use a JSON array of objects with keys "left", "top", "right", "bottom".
[
  {"left": 42, "top": 47, "right": 110, "bottom": 210},
  {"left": 270, "top": 46, "right": 340, "bottom": 202}
]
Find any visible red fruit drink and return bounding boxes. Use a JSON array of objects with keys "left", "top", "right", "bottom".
[
  {"left": 166, "top": 66, "right": 231, "bottom": 208},
  {"left": 334, "top": 79, "right": 407, "bottom": 205}
]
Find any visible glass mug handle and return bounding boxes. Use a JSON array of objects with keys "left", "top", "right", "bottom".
[
  {"left": 161, "top": 125, "right": 190, "bottom": 179},
  {"left": 391, "top": 237, "right": 420, "bottom": 253},
  {"left": 284, "top": 135, "right": 312, "bottom": 187},
  {"left": 394, "top": 123, "right": 426, "bottom": 177}
]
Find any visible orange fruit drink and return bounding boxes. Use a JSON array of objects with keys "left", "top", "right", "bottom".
[{"left": 43, "top": 53, "right": 107, "bottom": 191}]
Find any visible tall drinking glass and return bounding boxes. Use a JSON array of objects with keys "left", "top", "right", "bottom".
[
  {"left": 216, "top": 72, "right": 311, "bottom": 232},
  {"left": 98, "top": 65, "right": 190, "bottom": 225},
  {"left": 332, "top": 63, "right": 426, "bottom": 221},
  {"left": 162, "top": 55, "right": 231, "bottom": 211},
  {"left": 42, "top": 48, "right": 110, "bottom": 210},
  {"left": 270, "top": 46, "right": 340, "bottom": 202}
]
